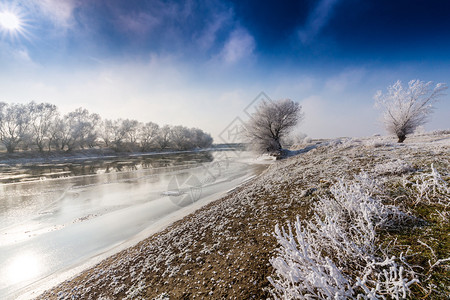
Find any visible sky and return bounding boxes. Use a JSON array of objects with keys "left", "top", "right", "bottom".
[{"left": 0, "top": 0, "right": 449, "bottom": 142}]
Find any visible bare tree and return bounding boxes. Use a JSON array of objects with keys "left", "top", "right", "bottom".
[
  {"left": 245, "top": 99, "right": 303, "bottom": 154},
  {"left": 374, "top": 80, "right": 447, "bottom": 143}
]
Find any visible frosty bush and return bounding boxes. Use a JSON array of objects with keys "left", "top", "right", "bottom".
[
  {"left": 402, "top": 164, "right": 450, "bottom": 206},
  {"left": 373, "top": 160, "right": 414, "bottom": 176},
  {"left": 374, "top": 80, "right": 447, "bottom": 143},
  {"left": 268, "top": 173, "right": 417, "bottom": 299}
]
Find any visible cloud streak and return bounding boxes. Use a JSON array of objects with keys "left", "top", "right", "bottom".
[
  {"left": 33, "top": 0, "right": 81, "bottom": 28},
  {"left": 219, "top": 28, "right": 255, "bottom": 64},
  {"left": 298, "top": 0, "right": 341, "bottom": 44}
]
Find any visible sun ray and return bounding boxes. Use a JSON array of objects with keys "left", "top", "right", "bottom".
[{"left": 0, "top": 4, "right": 30, "bottom": 41}]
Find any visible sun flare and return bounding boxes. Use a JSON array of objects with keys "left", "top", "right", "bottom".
[
  {"left": 4, "top": 252, "right": 41, "bottom": 285},
  {"left": 0, "top": 6, "right": 28, "bottom": 40},
  {"left": 0, "top": 10, "right": 21, "bottom": 30}
]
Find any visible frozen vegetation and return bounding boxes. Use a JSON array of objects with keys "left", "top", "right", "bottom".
[
  {"left": 245, "top": 98, "right": 303, "bottom": 155},
  {"left": 0, "top": 101, "right": 213, "bottom": 154},
  {"left": 32, "top": 131, "right": 449, "bottom": 299},
  {"left": 374, "top": 80, "right": 447, "bottom": 143}
]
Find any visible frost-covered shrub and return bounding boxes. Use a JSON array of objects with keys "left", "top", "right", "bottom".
[
  {"left": 403, "top": 164, "right": 450, "bottom": 205},
  {"left": 268, "top": 217, "right": 355, "bottom": 299},
  {"left": 431, "top": 129, "right": 450, "bottom": 135},
  {"left": 268, "top": 173, "right": 417, "bottom": 299},
  {"left": 373, "top": 160, "right": 414, "bottom": 176}
]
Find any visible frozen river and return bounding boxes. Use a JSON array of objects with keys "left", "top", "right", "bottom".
[{"left": 0, "top": 150, "right": 267, "bottom": 299}]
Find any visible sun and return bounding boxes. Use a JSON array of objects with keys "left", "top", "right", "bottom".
[
  {"left": 0, "top": 6, "right": 29, "bottom": 40},
  {"left": 0, "top": 10, "right": 21, "bottom": 30}
]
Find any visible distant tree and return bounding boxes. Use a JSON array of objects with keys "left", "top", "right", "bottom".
[
  {"left": 156, "top": 125, "right": 172, "bottom": 149},
  {"left": 100, "top": 119, "right": 128, "bottom": 151},
  {"left": 64, "top": 108, "right": 101, "bottom": 150},
  {"left": 121, "top": 119, "right": 140, "bottom": 149},
  {"left": 170, "top": 125, "right": 194, "bottom": 150},
  {"left": 245, "top": 99, "right": 303, "bottom": 154},
  {"left": 28, "top": 102, "right": 59, "bottom": 152},
  {"left": 0, "top": 101, "right": 213, "bottom": 154},
  {"left": 374, "top": 80, "right": 447, "bottom": 143},
  {"left": 190, "top": 128, "right": 213, "bottom": 149},
  {"left": 99, "top": 119, "right": 114, "bottom": 148},
  {"left": 47, "top": 117, "right": 66, "bottom": 151},
  {"left": 139, "top": 122, "right": 159, "bottom": 152},
  {"left": 0, "top": 102, "right": 31, "bottom": 153}
]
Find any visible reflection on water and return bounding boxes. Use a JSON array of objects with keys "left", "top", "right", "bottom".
[
  {"left": 0, "top": 151, "right": 214, "bottom": 184},
  {"left": 3, "top": 251, "right": 41, "bottom": 286}
]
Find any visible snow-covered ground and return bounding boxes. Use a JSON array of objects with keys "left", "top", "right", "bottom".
[{"left": 7, "top": 132, "right": 450, "bottom": 299}]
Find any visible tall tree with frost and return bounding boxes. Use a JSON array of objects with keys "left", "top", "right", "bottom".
[
  {"left": 0, "top": 102, "right": 31, "bottom": 153},
  {"left": 246, "top": 99, "right": 303, "bottom": 154},
  {"left": 28, "top": 102, "right": 59, "bottom": 152},
  {"left": 374, "top": 80, "right": 447, "bottom": 143}
]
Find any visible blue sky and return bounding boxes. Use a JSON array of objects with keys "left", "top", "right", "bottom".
[{"left": 1, "top": 0, "right": 449, "bottom": 140}]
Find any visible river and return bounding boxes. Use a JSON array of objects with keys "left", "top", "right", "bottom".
[{"left": 0, "top": 150, "right": 267, "bottom": 299}]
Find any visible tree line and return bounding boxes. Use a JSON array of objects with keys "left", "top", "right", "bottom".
[{"left": 0, "top": 102, "right": 213, "bottom": 153}]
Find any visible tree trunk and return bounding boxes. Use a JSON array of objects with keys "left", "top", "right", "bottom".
[
  {"left": 397, "top": 134, "right": 406, "bottom": 143},
  {"left": 6, "top": 145, "right": 15, "bottom": 153}
]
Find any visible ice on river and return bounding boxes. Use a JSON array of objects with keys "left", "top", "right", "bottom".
[{"left": 0, "top": 151, "right": 266, "bottom": 299}]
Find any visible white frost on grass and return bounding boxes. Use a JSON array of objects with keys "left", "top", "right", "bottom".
[
  {"left": 269, "top": 173, "right": 418, "bottom": 299},
  {"left": 372, "top": 160, "right": 414, "bottom": 176},
  {"left": 402, "top": 164, "right": 450, "bottom": 206}
]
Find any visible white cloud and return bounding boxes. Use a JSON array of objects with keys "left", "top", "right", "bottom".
[
  {"left": 219, "top": 29, "right": 255, "bottom": 64},
  {"left": 325, "top": 68, "right": 366, "bottom": 92},
  {"left": 298, "top": 0, "right": 341, "bottom": 44},
  {"left": 34, "top": 0, "right": 80, "bottom": 27},
  {"left": 117, "top": 12, "right": 161, "bottom": 35},
  {"left": 196, "top": 9, "right": 233, "bottom": 51}
]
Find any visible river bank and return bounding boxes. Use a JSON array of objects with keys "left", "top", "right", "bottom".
[{"left": 26, "top": 132, "right": 450, "bottom": 299}]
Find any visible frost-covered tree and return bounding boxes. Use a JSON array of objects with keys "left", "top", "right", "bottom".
[
  {"left": 374, "top": 80, "right": 447, "bottom": 143},
  {"left": 0, "top": 102, "right": 31, "bottom": 153},
  {"left": 245, "top": 98, "right": 303, "bottom": 154},
  {"left": 169, "top": 125, "right": 192, "bottom": 150},
  {"left": 139, "top": 121, "right": 159, "bottom": 152},
  {"left": 156, "top": 125, "right": 172, "bottom": 149},
  {"left": 121, "top": 119, "right": 140, "bottom": 147},
  {"left": 57, "top": 108, "right": 101, "bottom": 151},
  {"left": 28, "top": 102, "right": 59, "bottom": 152},
  {"left": 190, "top": 128, "right": 213, "bottom": 149},
  {"left": 100, "top": 119, "right": 129, "bottom": 151}
]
